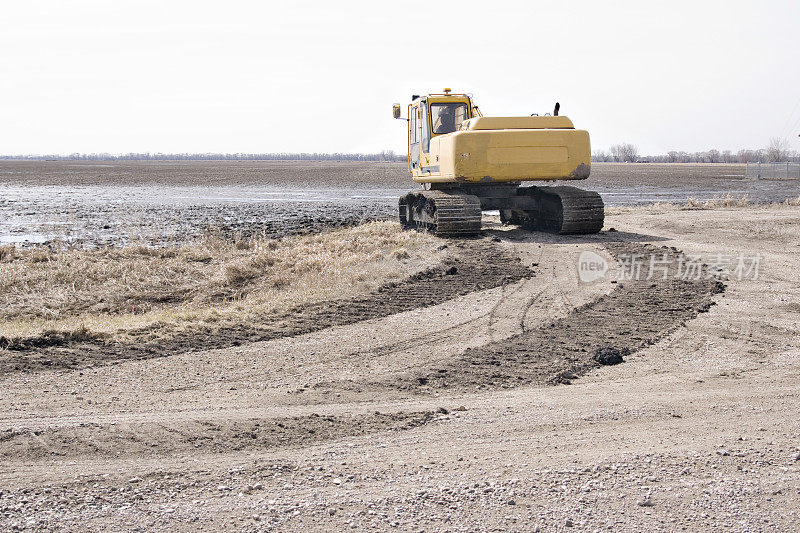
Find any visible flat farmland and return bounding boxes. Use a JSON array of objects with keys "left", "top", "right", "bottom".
[{"left": 2, "top": 160, "right": 800, "bottom": 248}]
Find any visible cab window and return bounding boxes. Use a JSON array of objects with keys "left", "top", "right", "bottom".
[
  {"left": 421, "top": 103, "right": 430, "bottom": 152},
  {"left": 431, "top": 103, "right": 469, "bottom": 135},
  {"left": 408, "top": 107, "right": 419, "bottom": 144}
]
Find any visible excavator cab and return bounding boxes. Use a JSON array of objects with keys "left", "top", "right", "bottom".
[{"left": 406, "top": 90, "right": 474, "bottom": 173}]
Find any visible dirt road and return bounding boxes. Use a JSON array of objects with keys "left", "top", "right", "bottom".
[{"left": 1, "top": 205, "right": 799, "bottom": 531}]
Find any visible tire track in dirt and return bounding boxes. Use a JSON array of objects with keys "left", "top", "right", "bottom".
[
  {"left": 293, "top": 241, "right": 608, "bottom": 395},
  {"left": 367, "top": 242, "right": 725, "bottom": 392},
  {"left": 175, "top": 271, "right": 550, "bottom": 394},
  {"left": 0, "top": 240, "right": 534, "bottom": 376},
  {"left": 304, "top": 286, "right": 549, "bottom": 394},
  {"left": 209, "top": 245, "right": 592, "bottom": 394},
  {"left": 339, "top": 277, "right": 536, "bottom": 362}
]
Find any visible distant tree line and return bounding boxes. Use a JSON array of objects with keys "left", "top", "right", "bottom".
[
  {"left": 0, "top": 150, "right": 406, "bottom": 162},
  {"left": 5, "top": 140, "right": 799, "bottom": 164},
  {"left": 593, "top": 137, "right": 799, "bottom": 163},
  {"left": 593, "top": 143, "right": 640, "bottom": 163}
]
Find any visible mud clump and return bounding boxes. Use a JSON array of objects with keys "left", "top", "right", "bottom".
[{"left": 593, "top": 346, "right": 628, "bottom": 366}]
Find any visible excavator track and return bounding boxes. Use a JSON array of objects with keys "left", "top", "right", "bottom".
[
  {"left": 399, "top": 190, "right": 482, "bottom": 237},
  {"left": 529, "top": 185, "right": 604, "bottom": 234},
  {"left": 500, "top": 185, "right": 604, "bottom": 234}
]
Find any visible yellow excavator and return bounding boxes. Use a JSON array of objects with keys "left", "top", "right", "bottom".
[{"left": 392, "top": 89, "right": 603, "bottom": 236}]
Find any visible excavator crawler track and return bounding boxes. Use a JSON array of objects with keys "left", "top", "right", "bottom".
[
  {"left": 528, "top": 185, "right": 604, "bottom": 234},
  {"left": 399, "top": 190, "right": 482, "bottom": 237},
  {"left": 499, "top": 186, "right": 604, "bottom": 234}
]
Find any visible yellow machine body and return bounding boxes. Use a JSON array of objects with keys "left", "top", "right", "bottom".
[{"left": 407, "top": 93, "right": 591, "bottom": 184}]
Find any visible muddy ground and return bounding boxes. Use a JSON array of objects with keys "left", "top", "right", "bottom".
[
  {"left": 3, "top": 203, "right": 799, "bottom": 531},
  {"left": 3, "top": 161, "right": 800, "bottom": 247}
]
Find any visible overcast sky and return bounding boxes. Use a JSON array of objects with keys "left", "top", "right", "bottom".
[{"left": 2, "top": 0, "right": 799, "bottom": 156}]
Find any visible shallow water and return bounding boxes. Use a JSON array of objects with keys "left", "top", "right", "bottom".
[
  {"left": 0, "top": 184, "right": 405, "bottom": 247},
  {"left": 2, "top": 172, "right": 799, "bottom": 248}
]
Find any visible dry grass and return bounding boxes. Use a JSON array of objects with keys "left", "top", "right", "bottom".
[
  {"left": 783, "top": 195, "right": 800, "bottom": 206},
  {"left": 608, "top": 195, "right": 800, "bottom": 216},
  {"left": 604, "top": 203, "right": 680, "bottom": 216},
  {"left": 0, "top": 222, "right": 440, "bottom": 341},
  {"left": 685, "top": 194, "right": 751, "bottom": 209},
  {"left": 0, "top": 245, "right": 15, "bottom": 261},
  {"left": 682, "top": 194, "right": 800, "bottom": 209}
]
